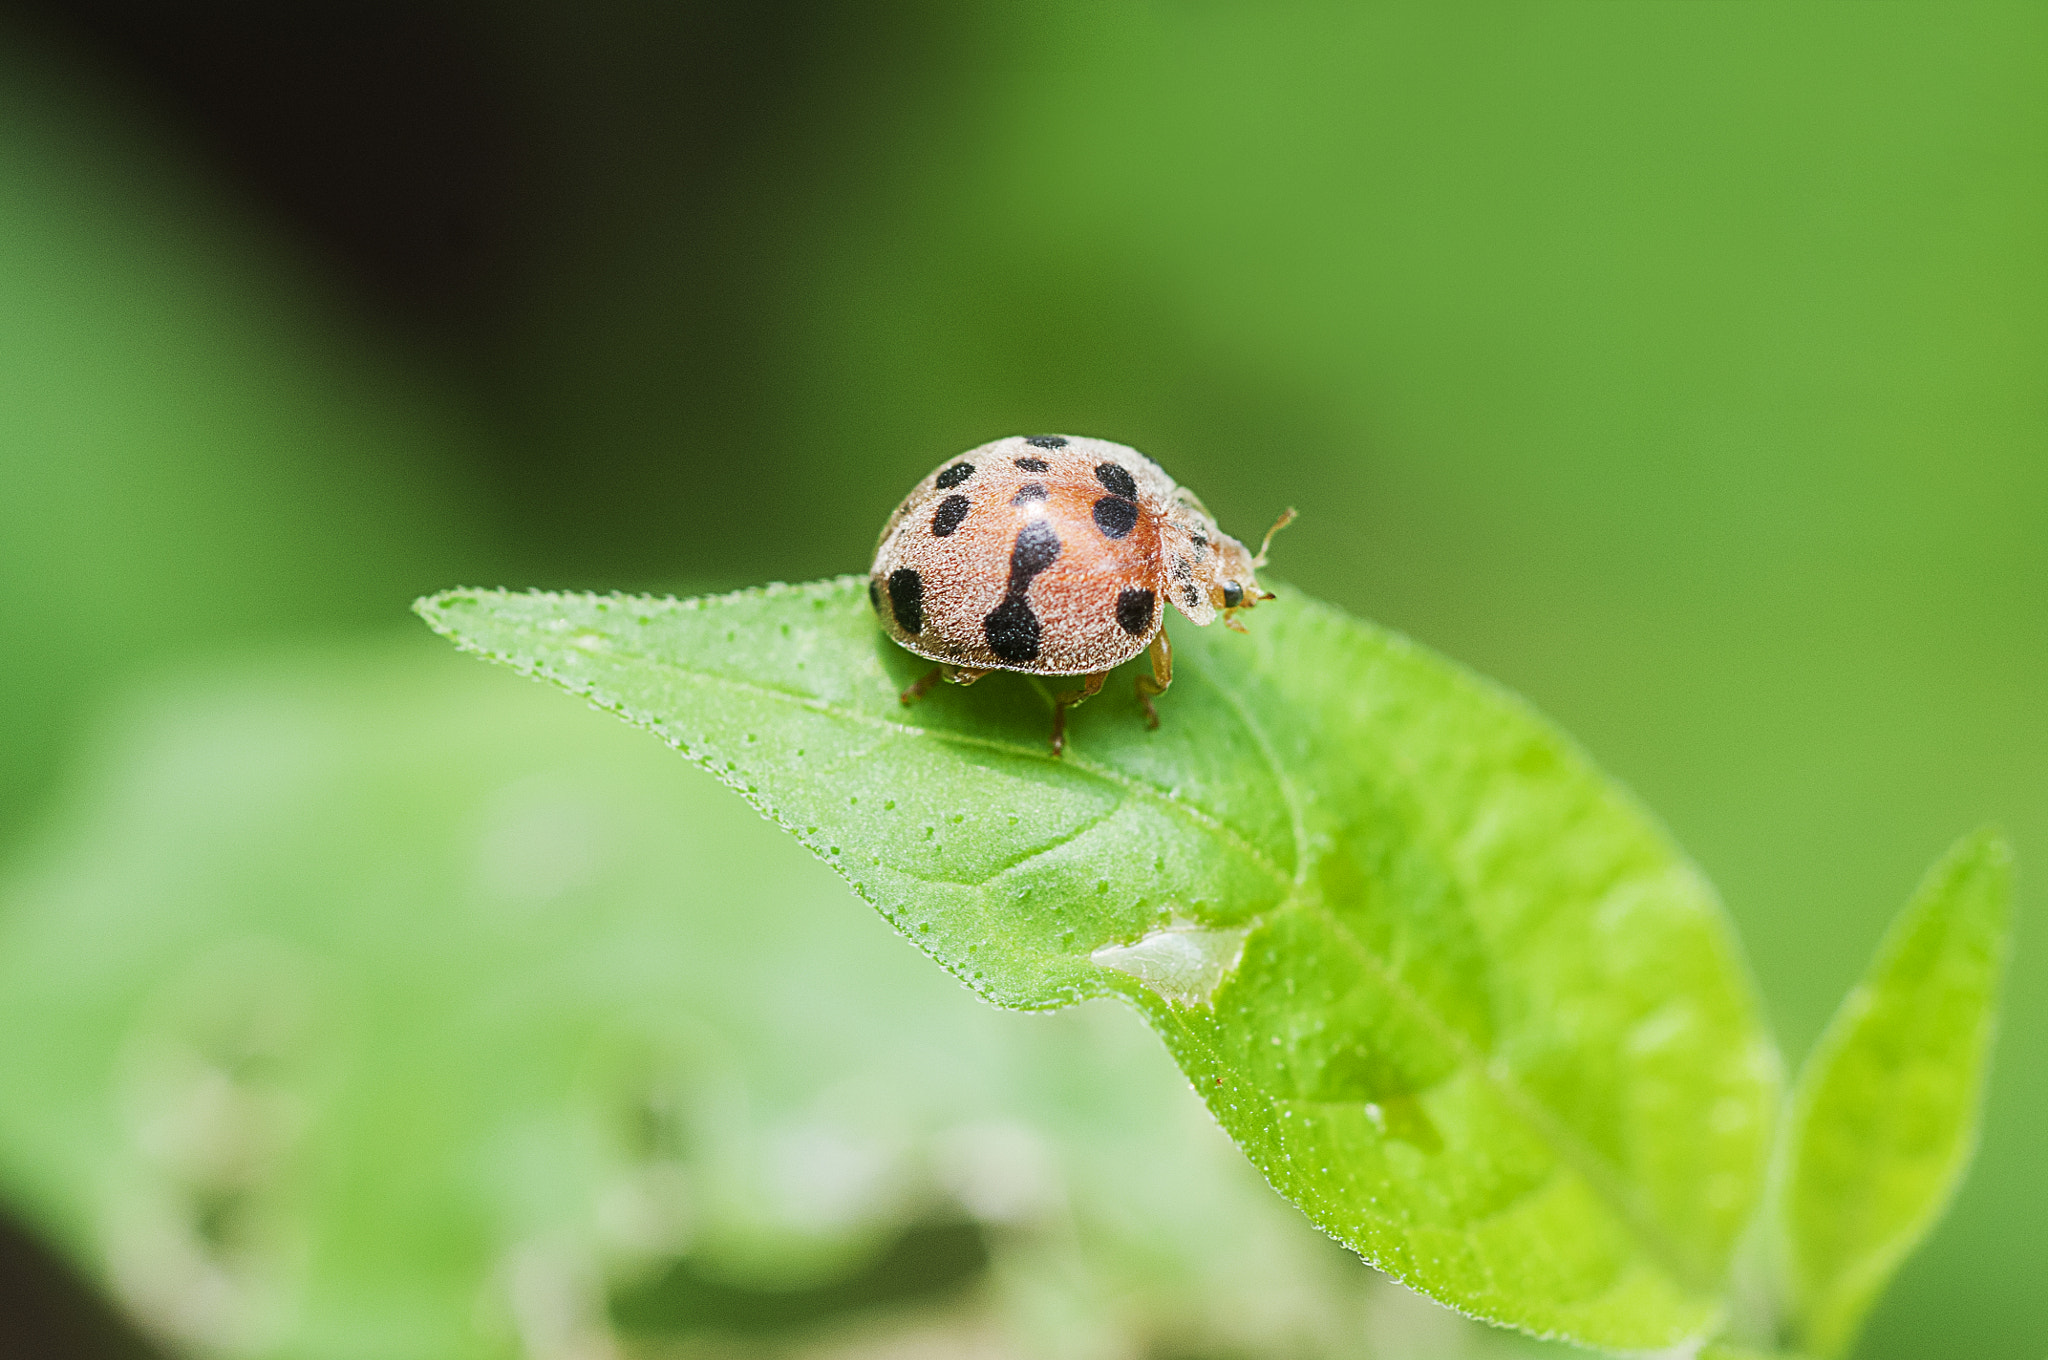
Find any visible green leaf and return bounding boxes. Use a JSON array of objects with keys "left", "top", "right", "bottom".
[
  {"left": 1775, "top": 829, "right": 2015, "bottom": 1359},
  {"left": 417, "top": 577, "right": 1780, "bottom": 1351}
]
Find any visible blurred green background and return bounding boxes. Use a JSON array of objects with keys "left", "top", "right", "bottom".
[{"left": 0, "top": 3, "right": 2039, "bottom": 1357}]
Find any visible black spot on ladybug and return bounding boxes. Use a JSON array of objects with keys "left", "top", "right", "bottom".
[
  {"left": 1191, "top": 531, "right": 1209, "bottom": 551},
  {"left": 1116, "top": 587, "right": 1156, "bottom": 636},
  {"left": 984, "top": 519, "right": 1061, "bottom": 662},
  {"left": 1182, "top": 584, "right": 1200, "bottom": 610},
  {"left": 984, "top": 598, "right": 1040, "bottom": 663},
  {"left": 1094, "top": 462, "right": 1138, "bottom": 498},
  {"left": 1172, "top": 557, "right": 1193, "bottom": 583},
  {"left": 1010, "top": 519, "right": 1061, "bottom": 577},
  {"left": 888, "top": 568, "right": 924, "bottom": 634},
  {"left": 1011, "top": 482, "right": 1048, "bottom": 505},
  {"left": 1013, "top": 457, "right": 1050, "bottom": 472},
  {"left": 935, "top": 462, "right": 975, "bottom": 489},
  {"left": 1093, "top": 495, "right": 1139, "bottom": 539},
  {"left": 1025, "top": 435, "right": 1068, "bottom": 449},
  {"left": 931, "top": 493, "right": 971, "bottom": 536},
  {"left": 868, "top": 578, "right": 880, "bottom": 611}
]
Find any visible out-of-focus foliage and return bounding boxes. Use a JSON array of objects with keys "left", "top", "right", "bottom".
[
  {"left": 1777, "top": 832, "right": 2014, "bottom": 1358},
  {"left": 0, "top": 33, "right": 482, "bottom": 851},
  {"left": 420, "top": 579, "right": 1779, "bottom": 1350},
  {"left": 0, "top": 644, "right": 1567, "bottom": 1359},
  {"left": 0, "top": 1, "right": 2041, "bottom": 1356}
]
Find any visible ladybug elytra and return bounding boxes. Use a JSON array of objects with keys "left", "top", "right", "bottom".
[{"left": 869, "top": 435, "right": 1292, "bottom": 755}]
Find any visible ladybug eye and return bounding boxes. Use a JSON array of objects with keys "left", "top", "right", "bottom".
[{"left": 1221, "top": 580, "right": 1245, "bottom": 608}]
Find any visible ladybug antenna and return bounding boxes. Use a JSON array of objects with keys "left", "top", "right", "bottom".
[{"left": 1253, "top": 507, "right": 1297, "bottom": 567}]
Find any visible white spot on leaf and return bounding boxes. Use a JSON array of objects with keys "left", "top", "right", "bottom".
[{"left": 1091, "top": 920, "right": 1250, "bottom": 1007}]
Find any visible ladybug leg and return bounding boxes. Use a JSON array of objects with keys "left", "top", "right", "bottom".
[
  {"left": 1048, "top": 671, "right": 1108, "bottom": 756},
  {"left": 898, "top": 666, "right": 945, "bottom": 705},
  {"left": 1134, "top": 629, "right": 1174, "bottom": 729},
  {"left": 900, "top": 665, "right": 987, "bottom": 706}
]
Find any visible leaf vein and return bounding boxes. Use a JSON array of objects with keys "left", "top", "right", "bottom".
[
  {"left": 1198, "top": 644, "right": 1708, "bottom": 1296},
  {"left": 544, "top": 633, "right": 1294, "bottom": 890},
  {"left": 1303, "top": 894, "right": 1709, "bottom": 1292}
]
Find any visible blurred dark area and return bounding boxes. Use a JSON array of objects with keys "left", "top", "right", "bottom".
[
  {"left": 4, "top": 0, "right": 985, "bottom": 588},
  {"left": 8, "top": 1, "right": 532, "bottom": 331},
  {"left": 0, "top": 1213, "right": 167, "bottom": 1360},
  {"left": 610, "top": 1217, "right": 988, "bottom": 1336},
  {"left": 0, "top": 2, "right": 2040, "bottom": 1356}
]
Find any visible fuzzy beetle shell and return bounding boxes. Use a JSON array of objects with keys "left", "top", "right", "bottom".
[{"left": 868, "top": 435, "right": 1266, "bottom": 675}]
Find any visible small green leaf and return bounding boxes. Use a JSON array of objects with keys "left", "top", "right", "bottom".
[
  {"left": 418, "top": 578, "right": 1780, "bottom": 1350},
  {"left": 1775, "top": 829, "right": 2015, "bottom": 1359}
]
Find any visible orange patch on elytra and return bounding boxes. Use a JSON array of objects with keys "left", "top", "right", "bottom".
[{"left": 876, "top": 469, "right": 1164, "bottom": 674}]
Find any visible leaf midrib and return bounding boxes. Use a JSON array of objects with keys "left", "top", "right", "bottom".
[{"left": 485, "top": 611, "right": 1295, "bottom": 888}]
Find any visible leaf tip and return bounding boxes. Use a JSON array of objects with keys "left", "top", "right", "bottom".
[
  {"left": 1927, "top": 825, "right": 2016, "bottom": 936},
  {"left": 1961, "top": 823, "right": 2014, "bottom": 879},
  {"left": 411, "top": 587, "right": 514, "bottom": 655},
  {"left": 413, "top": 586, "right": 469, "bottom": 622}
]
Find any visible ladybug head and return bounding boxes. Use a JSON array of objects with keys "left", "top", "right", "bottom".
[{"left": 1208, "top": 507, "right": 1294, "bottom": 628}]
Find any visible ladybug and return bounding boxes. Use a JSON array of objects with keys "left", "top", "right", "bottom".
[{"left": 869, "top": 434, "right": 1293, "bottom": 755}]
